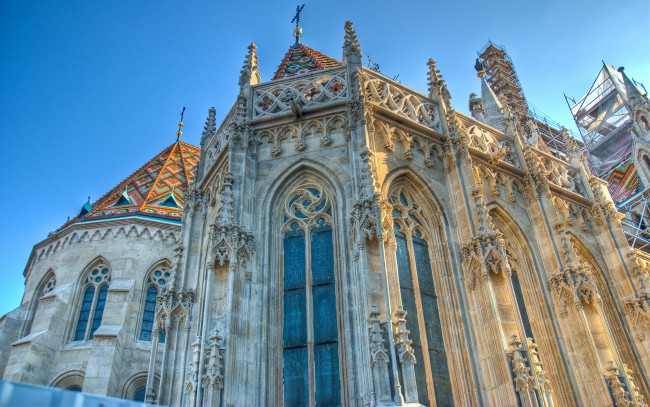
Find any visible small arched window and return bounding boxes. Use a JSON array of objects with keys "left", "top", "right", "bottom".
[
  {"left": 41, "top": 274, "right": 56, "bottom": 297},
  {"left": 73, "top": 263, "right": 111, "bottom": 341},
  {"left": 139, "top": 264, "right": 171, "bottom": 343}
]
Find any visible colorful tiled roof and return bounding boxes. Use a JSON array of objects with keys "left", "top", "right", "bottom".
[
  {"left": 604, "top": 158, "right": 643, "bottom": 204},
  {"left": 60, "top": 140, "right": 200, "bottom": 229},
  {"left": 273, "top": 43, "right": 341, "bottom": 80}
]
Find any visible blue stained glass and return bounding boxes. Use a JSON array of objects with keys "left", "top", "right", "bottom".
[
  {"left": 284, "top": 235, "right": 306, "bottom": 290},
  {"left": 314, "top": 199, "right": 327, "bottom": 212},
  {"left": 306, "top": 188, "right": 320, "bottom": 198},
  {"left": 283, "top": 347, "right": 309, "bottom": 407},
  {"left": 412, "top": 346, "right": 431, "bottom": 407},
  {"left": 315, "top": 343, "right": 341, "bottom": 407},
  {"left": 74, "top": 285, "right": 95, "bottom": 341},
  {"left": 511, "top": 270, "right": 533, "bottom": 339},
  {"left": 140, "top": 286, "right": 158, "bottom": 341},
  {"left": 89, "top": 284, "right": 108, "bottom": 339},
  {"left": 311, "top": 228, "right": 334, "bottom": 285},
  {"left": 395, "top": 231, "right": 413, "bottom": 289},
  {"left": 289, "top": 194, "right": 303, "bottom": 207},
  {"left": 284, "top": 289, "right": 307, "bottom": 348},
  {"left": 430, "top": 352, "right": 454, "bottom": 407},
  {"left": 414, "top": 239, "right": 436, "bottom": 296},
  {"left": 312, "top": 284, "right": 337, "bottom": 343},
  {"left": 133, "top": 387, "right": 146, "bottom": 402},
  {"left": 400, "top": 288, "right": 421, "bottom": 346},
  {"left": 399, "top": 192, "right": 408, "bottom": 207}
]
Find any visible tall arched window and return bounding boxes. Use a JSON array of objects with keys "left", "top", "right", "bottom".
[
  {"left": 73, "top": 263, "right": 111, "bottom": 341},
  {"left": 282, "top": 186, "right": 340, "bottom": 407},
  {"left": 140, "top": 264, "right": 171, "bottom": 343},
  {"left": 389, "top": 188, "right": 453, "bottom": 407}
]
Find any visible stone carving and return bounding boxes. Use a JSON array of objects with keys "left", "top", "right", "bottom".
[
  {"left": 201, "top": 329, "right": 226, "bottom": 407},
  {"left": 527, "top": 337, "right": 553, "bottom": 397},
  {"left": 33, "top": 226, "right": 179, "bottom": 265},
  {"left": 368, "top": 306, "right": 392, "bottom": 405},
  {"left": 154, "top": 288, "right": 194, "bottom": 334},
  {"left": 252, "top": 68, "right": 347, "bottom": 119},
  {"left": 427, "top": 58, "right": 451, "bottom": 107},
  {"left": 548, "top": 224, "right": 598, "bottom": 317},
  {"left": 361, "top": 70, "right": 441, "bottom": 131},
  {"left": 343, "top": 21, "right": 362, "bottom": 60},
  {"left": 507, "top": 336, "right": 535, "bottom": 394},
  {"left": 257, "top": 114, "right": 345, "bottom": 157},
  {"left": 624, "top": 294, "right": 650, "bottom": 341},
  {"left": 393, "top": 306, "right": 418, "bottom": 404},
  {"left": 461, "top": 188, "right": 510, "bottom": 290},
  {"left": 623, "top": 364, "right": 648, "bottom": 407},
  {"left": 605, "top": 362, "right": 634, "bottom": 407}
]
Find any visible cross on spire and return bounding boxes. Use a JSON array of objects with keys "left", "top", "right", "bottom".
[
  {"left": 291, "top": 4, "right": 305, "bottom": 44},
  {"left": 176, "top": 106, "right": 185, "bottom": 140}
]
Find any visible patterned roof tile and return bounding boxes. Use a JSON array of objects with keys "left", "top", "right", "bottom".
[
  {"left": 59, "top": 140, "right": 200, "bottom": 230},
  {"left": 273, "top": 43, "right": 341, "bottom": 80}
]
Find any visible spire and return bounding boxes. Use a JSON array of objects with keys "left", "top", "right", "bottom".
[
  {"left": 480, "top": 75, "right": 505, "bottom": 131},
  {"left": 427, "top": 58, "right": 450, "bottom": 106},
  {"left": 291, "top": 4, "right": 305, "bottom": 45},
  {"left": 201, "top": 107, "right": 216, "bottom": 144},
  {"left": 342, "top": 21, "right": 361, "bottom": 64},
  {"left": 239, "top": 43, "right": 261, "bottom": 91}
]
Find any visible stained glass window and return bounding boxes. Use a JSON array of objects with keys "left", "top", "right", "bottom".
[
  {"left": 282, "top": 187, "right": 341, "bottom": 407},
  {"left": 73, "top": 263, "right": 111, "bottom": 341},
  {"left": 140, "top": 265, "right": 170, "bottom": 343},
  {"left": 390, "top": 189, "right": 453, "bottom": 407}
]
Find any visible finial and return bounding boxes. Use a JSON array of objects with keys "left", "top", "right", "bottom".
[
  {"left": 202, "top": 107, "right": 217, "bottom": 143},
  {"left": 475, "top": 58, "right": 486, "bottom": 77},
  {"left": 239, "top": 43, "right": 261, "bottom": 90},
  {"left": 291, "top": 4, "right": 305, "bottom": 45},
  {"left": 343, "top": 21, "right": 362, "bottom": 60},
  {"left": 427, "top": 58, "right": 450, "bottom": 104},
  {"left": 176, "top": 107, "right": 185, "bottom": 140}
]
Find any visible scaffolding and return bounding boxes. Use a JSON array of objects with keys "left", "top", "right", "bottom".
[
  {"left": 566, "top": 64, "right": 649, "bottom": 252},
  {"left": 478, "top": 41, "right": 571, "bottom": 156}
]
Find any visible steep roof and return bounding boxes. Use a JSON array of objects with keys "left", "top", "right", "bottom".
[
  {"left": 273, "top": 43, "right": 341, "bottom": 80},
  {"left": 59, "top": 140, "right": 200, "bottom": 229}
]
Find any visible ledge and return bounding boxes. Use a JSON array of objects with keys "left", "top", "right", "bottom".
[{"left": 12, "top": 330, "right": 46, "bottom": 346}]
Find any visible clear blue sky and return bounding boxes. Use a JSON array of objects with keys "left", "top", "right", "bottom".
[{"left": 1, "top": 0, "right": 648, "bottom": 317}]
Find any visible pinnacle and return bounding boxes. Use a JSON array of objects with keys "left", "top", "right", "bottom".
[{"left": 343, "top": 21, "right": 361, "bottom": 59}]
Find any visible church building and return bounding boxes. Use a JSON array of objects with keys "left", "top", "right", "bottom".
[{"left": 2, "top": 18, "right": 650, "bottom": 407}]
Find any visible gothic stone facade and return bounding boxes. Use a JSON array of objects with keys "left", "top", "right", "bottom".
[{"left": 2, "top": 21, "right": 650, "bottom": 407}]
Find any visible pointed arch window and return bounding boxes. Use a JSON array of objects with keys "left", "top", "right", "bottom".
[
  {"left": 73, "top": 263, "right": 111, "bottom": 341},
  {"left": 282, "top": 187, "right": 341, "bottom": 407},
  {"left": 140, "top": 265, "right": 171, "bottom": 343},
  {"left": 390, "top": 189, "right": 453, "bottom": 407}
]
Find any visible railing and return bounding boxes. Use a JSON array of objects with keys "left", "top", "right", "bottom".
[
  {"left": 251, "top": 66, "right": 348, "bottom": 119},
  {"left": 361, "top": 69, "right": 442, "bottom": 132}
]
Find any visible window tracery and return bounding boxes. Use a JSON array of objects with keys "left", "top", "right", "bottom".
[
  {"left": 140, "top": 264, "right": 171, "bottom": 342},
  {"left": 41, "top": 274, "right": 56, "bottom": 297},
  {"left": 73, "top": 263, "right": 111, "bottom": 341},
  {"left": 281, "top": 186, "right": 341, "bottom": 407},
  {"left": 388, "top": 187, "right": 453, "bottom": 407}
]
